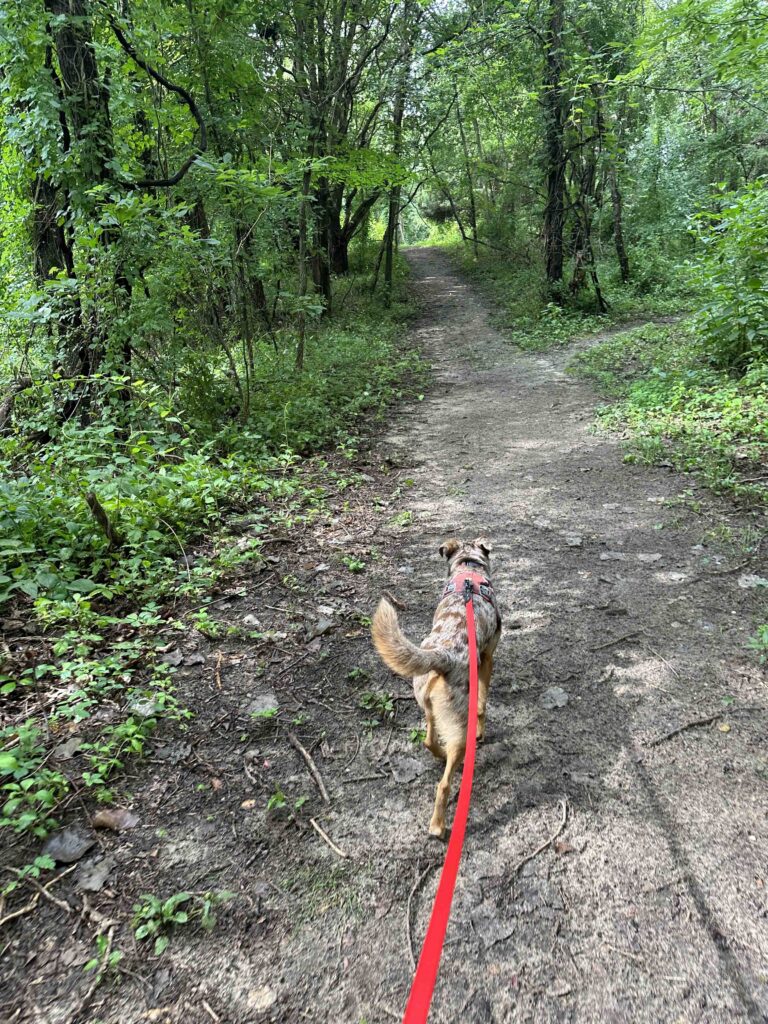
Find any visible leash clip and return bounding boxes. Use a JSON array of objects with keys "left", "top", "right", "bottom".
[{"left": 462, "top": 578, "right": 474, "bottom": 605}]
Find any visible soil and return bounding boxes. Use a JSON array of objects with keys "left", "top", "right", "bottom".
[{"left": 2, "top": 247, "right": 767, "bottom": 1024}]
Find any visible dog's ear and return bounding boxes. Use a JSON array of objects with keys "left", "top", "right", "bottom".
[
  {"left": 438, "top": 538, "right": 460, "bottom": 560},
  {"left": 473, "top": 536, "right": 493, "bottom": 556}
]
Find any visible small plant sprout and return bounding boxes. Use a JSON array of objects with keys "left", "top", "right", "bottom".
[
  {"left": 267, "top": 787, "right": 287, "bottom": 811},
  {"left": 342, "top": 555, "right": 366, "bottom": 573},
  {"left": 133, "top": 890, "right": 233, "bottom": 955},
  {"left": 84, "top": 932, "right": 122, "bottom": 976},
  {"left": 250, "top": 706, "right": 279, "bottom": 722}
]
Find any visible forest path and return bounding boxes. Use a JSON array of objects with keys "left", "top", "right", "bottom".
[
  {"left": 345, "top": 245, "right": 768, "bottom": 1023},
  {"left": 9, "top": 248, "right": 768, "bottom": 1024}
]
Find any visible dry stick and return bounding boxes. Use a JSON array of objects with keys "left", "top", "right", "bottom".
[
  {"left": 340, "top": 732, "right": 361, "bottom": 771},
  {"left": 288, "top": 731, "right": 330, "bottom": 804},
  {"left": 509, "top": 799, "right": 569, "bottom": 878},
  {"left": 201, "top": 1000, "right": 221, "bottom": 1023},
  {"left": 19, "top": 865, "right": 77, "bottom": 914},
  {"left": 590, "top": 631, "right": 639, "bottom": 652},
  {"left": 84, "top": 491, "right": 124, "bottom": 550},
  {"left": 643, "top": 644, "right": 681, "bottom": 679},
  {"left": 0, "top": 894, "right": 40, "bottom": 929},
  {"left": 309, "top": 818, "right": 349, "bottom": 860},
  {"left": 68, "top": 924, "right": 115, "bottom": 1024},
  {"left": 406, "top": 861, "right": 439, "bottom": 972},
  {"left": 382, "top": 589, "right": 408, "bottom": 610},
  {"left": 646, "top": 705, "right": 765, "bottom": 747}
]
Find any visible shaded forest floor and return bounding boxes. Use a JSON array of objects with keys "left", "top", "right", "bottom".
[{"left": 3, "top": 247, "right": 767, "bottom": 1024}]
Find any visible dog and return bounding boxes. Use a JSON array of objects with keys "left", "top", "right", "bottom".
[{"left": 372, "top": 537, "right": 502, "bottom": 837}]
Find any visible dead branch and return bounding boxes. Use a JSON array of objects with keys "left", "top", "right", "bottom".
[
  {"left": 646, "top": 706, "right": 765, "bottom": 747},
  {"left": 406, "top": 861, "right": 439, "bottom": 972},
  {"left": 509, "top": 799, "right": 569, "bottom": 878},
  {"left": 85, "top": 491, "right": 125, "bottom": 550},
  {"left": 309, "top": 818, "right": 349, "bottom": 860},
  {"left": 590, "top": 631, "right": 639, "bottom": 651},
  {"left": 0, "top": 376, "right": 32, "bottom": 430},
  {"left": 288, "top": 731, "right": 330, "bottom": 804},
  {"left": 0, "top": 893, "right": 40, "bottom": 929}
]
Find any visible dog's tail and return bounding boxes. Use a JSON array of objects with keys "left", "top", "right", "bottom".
[{"left": 371, "top": 598, "right": 454, "bottom": 678}]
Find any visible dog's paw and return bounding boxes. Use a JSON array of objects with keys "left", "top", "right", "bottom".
[{"left": 428, "top": 821, "right": 446, "bottom": 840}]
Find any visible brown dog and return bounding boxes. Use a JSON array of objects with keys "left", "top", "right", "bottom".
[{"left": 372, "top": 538, "right": 502, "bottom": 837}]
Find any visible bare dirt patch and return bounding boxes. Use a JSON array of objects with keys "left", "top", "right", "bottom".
[{"left": 2, "top": 247, "right": 766, "bottom": 1024}]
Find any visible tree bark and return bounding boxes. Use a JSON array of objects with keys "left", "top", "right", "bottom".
[
  {"left": 609, "top": 166, "right": 630, "bottom": 283},
  {"left": 455, "top": 89, "right": 479, "bottom": 260},
  {"left": 542, "top": 0, "right": 566, "bottom": 287},
  {"left": 384, "top": 76, "right": 406, "bottom": 303},
  {"left": 295, "top": 167, "right": 312, "bottom": 372}
]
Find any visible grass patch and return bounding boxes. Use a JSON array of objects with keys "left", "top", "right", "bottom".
[
  {"left": 448, "top": 242, "right": 691, "bottom": 351},
  {"left": 570, "top": 319, "right": 768, "bottom": 504}
]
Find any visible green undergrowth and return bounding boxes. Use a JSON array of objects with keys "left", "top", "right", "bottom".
[
  {"left": 570, "top": 318, "right": 768, "bottom": 657},
  {"left": 449, "top": 242, "right": 692, "bottom": 351},
  {"left": 570, "top": 319, "right": 768, "bottom": 502},
  {"left": 0, "top": 272, "right": 423, "bottom": 842}
]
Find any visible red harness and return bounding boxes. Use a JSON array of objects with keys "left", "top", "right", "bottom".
[{"left": 441, "top": 569, "right": 495, "bottom": 605}]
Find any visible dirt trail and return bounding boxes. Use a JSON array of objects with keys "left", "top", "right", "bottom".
[{"left": 5, "top": 247, "right": 767, "bottom": 1024}]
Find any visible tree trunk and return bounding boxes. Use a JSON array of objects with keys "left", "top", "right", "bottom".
[
  {"left": 44, "top": 0, "right": 117, "bottom": 383},
  {"left": 295, "top": 167, "right": 312, "bottom": 372},
  {"left": 328, "top": 217, "right": 350, "bottom": 274},
  {"left": 609, "top": 166, "right": 630, "bottom": 283},
  {"left": 455, "top": 90, "right": 479, "bottom": 260},
  {"left": 311, "top": 180, "right": 332, "bottom": 313},
  {"left": 542, "top": 0, "right": 566, "bottom": 287},
  {"left": 384, "top": 78, "right": 406, "bottom": 303}
]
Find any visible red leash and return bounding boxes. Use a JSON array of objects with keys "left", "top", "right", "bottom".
[{"left": 402, "top": 586, "right": 480, "bottom": 1024}]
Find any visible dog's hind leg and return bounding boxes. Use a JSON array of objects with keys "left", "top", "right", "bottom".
[
  {"left": 423, "top": 674, "right": 446, "bottom": 760},
  {"left": 477, "top": 651, "right": 493, "bottom": 742},
  {"left": 429, "top": 738, "right": 464, "bottom": 839},
  {"left": 427, "top": 678, "right": 465, "bottom": 837}
]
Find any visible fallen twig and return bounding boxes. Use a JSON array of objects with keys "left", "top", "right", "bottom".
[
  {"left": 406, "top": 861, "right": 439, "bottom": 972},
  {"left": 340, "top": 732, "right": 361, "bottom": 771},
  {"left": 646, "top": 705, "right": 765, "bottom": 747},
  {"left": 509, "top": 799, "right": 568, "bottom": 878},
  {"left": 288, "top": 731, "right": 330, "bottom": 803},
  {"left": 0, "top": 893, "right": 40, "bottom": 929},
  {"left": 201, "top": 1000, "right": 221, "bottom": 1023},
  {"left": 309, "top": 818, "right": 349, "bottom": 859},
  {"left": 383, "top": 590, "right": 408, "bottom": 610},
  {"left": 85, "top": 491, "right": 125, "bottom": 550},
  {"left": 591, "top": 631, "right": 639, "bottom": 652},
  {"left": 21, "top": 865, "right": 77, "bottom": 914},
  {"left": 68, "top": 924, "right": 115, "bottom": 1024}
]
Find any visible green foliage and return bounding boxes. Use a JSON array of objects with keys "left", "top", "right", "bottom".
[
  {"left": 0, "top": 729, "right": 69, "bottom": 837},
  {"left": 692, "top": 179, "right": 768, "bottom": 370},
  {"left": 342, "top": 555, "right": 366, "bottom": 573},
  {"left": 133, "top": 890, "right": 233, "bottom": 955},
  {"left": 359, "top": 690, "right": 395, "bottom": 725},
  {"left": 572, "top": 321, "right": 768, "bottom": 502},
  {"left": 84, "top": 933, "right": 123, "bottom": 976},
  {"left": 267, "top": 787, "right": 288, "bottom": 811},
  {"left": 748, "top": 625, "right": 768, "bottom": 663}
]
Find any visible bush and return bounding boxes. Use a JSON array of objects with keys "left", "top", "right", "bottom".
[{"left": 692, "top": 178, "right": 768, "bottom": 371}]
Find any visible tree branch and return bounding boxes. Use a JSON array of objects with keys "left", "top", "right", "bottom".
[{"left": 100, "top": 3, "right": 207, "bottom": 188}]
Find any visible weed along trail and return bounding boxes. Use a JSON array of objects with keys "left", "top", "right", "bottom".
[{"left": 4, "top": 248, "right": 768, "bottom": 1024}]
